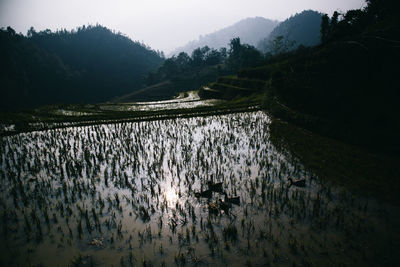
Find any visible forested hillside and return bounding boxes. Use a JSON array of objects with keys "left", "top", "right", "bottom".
[
  {"left": 257, "top": 10, "right": 322, "bottom": 53},
  {"left": 0, "top": 25, "right": 163, "bottom": 111},
  {"left": 120, "top": 38, "right": 264, "bottom": 101},
  {"left": 204, "top": 1, "right": 400, "bottom": 155}
]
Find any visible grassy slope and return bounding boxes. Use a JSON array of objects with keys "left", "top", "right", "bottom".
[
  {"left": 114, "top": 64, "right": 230, "bottom": 103},
  {"left": 270, "top": 119, "right": 400, "bottom": 203},
  {"left": 112, "top": 81, "right": 175, "bottom": 102}
]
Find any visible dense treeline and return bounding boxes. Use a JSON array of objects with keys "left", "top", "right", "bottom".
[
  {"left": 0, "top": 27, "right": 74, "bottom": 110},
  {"left": 237, "top": 0, "right": 400, "bottom": 155},
  {"left": 126, "top": 11, "right": 324, "bottom": 101},
  {"left": 0, "top": 25, "right": 163, "bottom": 111},
  {"left": 131, "top": 38, "right": 263, "bottom": 100}
]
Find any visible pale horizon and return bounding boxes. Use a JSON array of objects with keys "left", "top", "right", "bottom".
[{"left": 0, "top": 0, "right": 366, "bottom": 53}]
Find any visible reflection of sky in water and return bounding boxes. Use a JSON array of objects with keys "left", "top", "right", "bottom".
[
  {"left": 164, "top": 186, "right": 178, "bottom": 204},
  {"left": 0, "top": 111, "right": 397, "bottom": 266},
  {"left": 100, "top": 99, "right": 220, "bottom": 112},
  {"left": 102, "top": 91, "right": 222, "bottom": 111}
]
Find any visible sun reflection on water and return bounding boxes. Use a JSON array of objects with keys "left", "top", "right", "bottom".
[{"left": 164, "top": 186, "right": 178, "bottom": 204}]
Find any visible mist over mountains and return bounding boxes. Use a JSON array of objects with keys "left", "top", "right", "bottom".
[
  {"left": 170, "top": 17, "right": 279, "bottom": 56},
  {"left": 171, "top": 11, "right": 323, "bottom": 57}
]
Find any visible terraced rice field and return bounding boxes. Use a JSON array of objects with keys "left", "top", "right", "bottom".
[{"left": 0, "top": 111, "right": 398, "bottom": 266}]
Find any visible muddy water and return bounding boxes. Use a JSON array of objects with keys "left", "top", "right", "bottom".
[{"left": 0, "top": 111, "right": 398, "bottom": 266}]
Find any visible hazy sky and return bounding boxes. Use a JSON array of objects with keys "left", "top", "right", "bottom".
[{"left": 0, "top": 0, "right": 366, "bottom": 53}]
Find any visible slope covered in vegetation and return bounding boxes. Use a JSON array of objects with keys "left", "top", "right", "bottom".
[
  {"left": 257, "top": 10, "right": 322, "bottom": 53},
  {"left": 203, "top": 0, "right": 400, "bottom": 156},
  {"left": 0, "top": 25, "right": 163, "bottom": 111},
  {"left": 124, "top": 38, "right": 264, "bottom": 102}
]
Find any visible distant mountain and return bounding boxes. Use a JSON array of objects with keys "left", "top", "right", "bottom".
[
  {"left": 0, "top": 25, "right": 163, "bottom": 111},
  {"left": 257, "top": 10, "right": 322, "bottom": 53},
  {"left": 170, "top": 17, "right": 279, "bottom": 56}
]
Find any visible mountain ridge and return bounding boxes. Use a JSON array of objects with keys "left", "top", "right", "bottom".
[
  {"left": 257, "top": 10, "right": 323, "bottom": 53},
  {"left": 170, "top": 17, "right": 279, "bottom": 56}
]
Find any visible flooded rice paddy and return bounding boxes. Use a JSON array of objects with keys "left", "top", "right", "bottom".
[
  {"left": 100, "top": 92, "right": 220, "bottom": 112},
  {"left": 0, "top": 111, "right": 398, "bottom": 266},
  {"left": 98, "top": 98, "right": 219, "bottom": 112}
]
